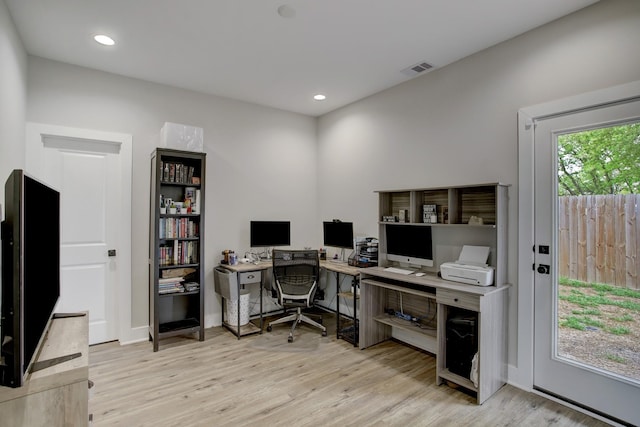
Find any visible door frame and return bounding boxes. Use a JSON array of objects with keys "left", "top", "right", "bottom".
[
  {"left": 25, "top": 122, "right": 134, "bottom": 343},
  {"left": 515, "top": 80, "right": 640, "bottom": 419}
]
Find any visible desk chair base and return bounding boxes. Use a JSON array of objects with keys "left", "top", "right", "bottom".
[{"left": 266, "top": 307, "right": 328, "bottom": 343}]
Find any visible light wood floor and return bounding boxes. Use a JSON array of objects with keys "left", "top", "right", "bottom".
[{"left": 89, "top": 317, "right": 610, "bottom": 427}]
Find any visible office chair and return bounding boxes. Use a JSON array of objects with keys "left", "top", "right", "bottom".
[{"left": 266, "top": 249, "right": 327, "bottom": 342}]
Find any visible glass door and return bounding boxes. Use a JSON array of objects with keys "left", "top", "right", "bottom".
[{"left": 533, "top": 98, "right": 640, "bottom": 426}]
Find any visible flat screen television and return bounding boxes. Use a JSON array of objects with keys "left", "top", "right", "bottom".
[
  {"left": 385, "top": 223, "right": 434, "bottom": 268},
  {"left": 322, "top": 221, "right": 354, "bottom": 249},
  {"left": 1, "top": 169, "right": 60, "bottom": 388},
  {"left": 250, "top": 221, "right": 291, "bottom": 248}
]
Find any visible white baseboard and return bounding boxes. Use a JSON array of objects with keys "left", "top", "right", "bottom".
[{"left": 118, "top": 325, "right": 149, "bottom": 345}]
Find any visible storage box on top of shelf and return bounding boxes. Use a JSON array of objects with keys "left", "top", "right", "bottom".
[{"left": 160, "top": 122, "right": 203, "bottom": 152}]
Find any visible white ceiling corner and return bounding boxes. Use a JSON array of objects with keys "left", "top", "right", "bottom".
[{"left": 6, "top": 0, "right": 599, "bottom": 117}]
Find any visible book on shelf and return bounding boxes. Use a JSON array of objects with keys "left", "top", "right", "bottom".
[
  {"left": 160, "top": 162, "right": 198, "bottom": 185},
  {"left": 158, "top": 277, "right": 184, "bottom": 284},
  {"left": 159, "top": 217, "right": 199, "bottom": 239},
  {"left": 423, "top": 204, "right": 437, "bottom": 224},
  {"left": 184, "top": 282, "right": 200, "bottom": 292},
  {"left": 159, "top": 240, "right": 198, "bottom": 266},
  {"left": 159, "top": 283, "right": 185, "bottom": 294},
  {"left": 193, "top": 189, "right": 201, "bottom": 214},
  {"left": 158, "top": 276, "right": 185, "bottom": 294}
]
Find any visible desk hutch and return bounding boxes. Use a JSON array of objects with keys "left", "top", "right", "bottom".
[{"left": 360, "top": 183, "right": 509, "bottom": 404}]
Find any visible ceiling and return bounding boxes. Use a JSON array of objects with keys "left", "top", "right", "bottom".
[{"left": 6, "top": 0, "right": 598, "bottom": 117}]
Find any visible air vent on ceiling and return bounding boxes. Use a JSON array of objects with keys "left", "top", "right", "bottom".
[{"left": 401, "top": 61, "right": 434, "bottom": 77}]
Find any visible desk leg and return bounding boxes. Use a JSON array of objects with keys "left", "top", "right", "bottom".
[
  {"left": 235, "top": 273, "right": 241, "bottom": 340},
  {"left": 222, "top": 296, "right": 226, "bottom": 327},
  {"left": 335, "top": 271, "right": 341, "bottom": 340},
  {"left": 236, "top": 288, "right": 241, "bottom": 340},
  {"left": 259, "top": 275, "right": 264, "bottom": 333},
  {"left": 353, "top": 276, "right": 358, "bottom": 347}
]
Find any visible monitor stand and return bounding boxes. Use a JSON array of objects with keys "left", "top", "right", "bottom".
[{"left": 329, "top": 248, "right": 347, "bottom": 263}]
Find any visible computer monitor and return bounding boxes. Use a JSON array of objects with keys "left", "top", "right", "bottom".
[
  {"left": 322, "top": 221, "right": 354, "bottom": 250},
  {"left": 250, "top": 221, "right": 291, "bottom": 248},
  {"left": 385, "top": 223, "right": 434, "bottom": 267}
]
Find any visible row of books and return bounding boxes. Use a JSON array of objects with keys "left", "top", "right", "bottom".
[
  {"left": 161, "top": 161, "right": 198, "bottom": 184},
  {"left": 159, "top": 240, "right": 199, "bottom": 266},
  {"left": 159, "top": 217, "right": 199, "bottom": 239},
  {"left": 159, "top": 277, "right": 185, "bottom": 294}
]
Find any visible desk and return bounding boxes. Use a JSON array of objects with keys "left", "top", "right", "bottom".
[
  {"left": 217, "top": 261, "right": 271, "bottom": 338},
  {"left": 359, "top": 267, "right": 509, "bottom": 404},
  {"left": 321, "top": 261, "right": 361, "bottom": 346},
  {"left": 217, "top": 260, "right": 362, "bottom": 342}
]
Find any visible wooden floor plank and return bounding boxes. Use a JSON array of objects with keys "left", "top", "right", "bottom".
[{"left": 88, "top": 318, "right": 609, "bottom": 426}]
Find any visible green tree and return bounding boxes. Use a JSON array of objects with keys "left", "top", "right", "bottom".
[{"left": 558, "top": 123, "right": 640, "bottom": 196}]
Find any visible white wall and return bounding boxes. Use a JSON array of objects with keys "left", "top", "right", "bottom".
[
  {"left": 317, "top": 0, "right": 640, "bottom": 388},
  {"left": 0, "top": 0, "right": 27, "bottom": 200},
  {"left": 26, "top": 57, "right": 317, "bottom": 331},
  {"left": 0, "top": 0, "right": 26, "bottom": 354}
]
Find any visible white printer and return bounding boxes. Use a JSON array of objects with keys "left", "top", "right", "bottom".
[{"left": 440, "top": 245, "right": 494, "bottom": 286}]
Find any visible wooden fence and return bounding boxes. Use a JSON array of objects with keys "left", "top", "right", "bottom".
[{"left": 558, "top": 195, "right": 640, "bottom": 290}]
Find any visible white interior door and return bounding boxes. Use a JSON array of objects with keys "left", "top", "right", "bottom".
[
  {"left": 25, "top": 124, "right": 129, "bottom": 345},
  {"left": 533, "top": 99, "right": 640, "bottom": 426}
]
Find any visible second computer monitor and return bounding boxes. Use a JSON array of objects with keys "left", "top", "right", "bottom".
[{"left": 322, "top": 221, "right": 354, "bottom": 249}]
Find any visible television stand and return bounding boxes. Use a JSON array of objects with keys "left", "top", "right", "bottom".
[{"left": 0, "top": 313, "right": 89, "bottom": 425}]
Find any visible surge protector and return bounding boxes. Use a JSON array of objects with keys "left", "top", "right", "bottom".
[{"left": 395, "top": 311, "right": 412, "bottom": 321}]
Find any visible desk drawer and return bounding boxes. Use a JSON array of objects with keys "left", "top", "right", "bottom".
[
  {"left": 239, "top": 271, "right": 261, "bottom": 284},
  {"left": 437, "top": 289, "right": 479, "bottom": 311}
]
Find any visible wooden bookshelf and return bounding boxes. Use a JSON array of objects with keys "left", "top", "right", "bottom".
[{"left": 149, "top": 148, "right": 206, "bottom": 351}]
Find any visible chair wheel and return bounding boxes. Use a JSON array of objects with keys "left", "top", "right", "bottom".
[
  {"left": 288, "top": 336, "right": 293, "bottom": 343},
  {"left": 322, "top": 330, "right": 327, "bottom": 337},
  {"left": 266, "top": 325, "right": 272, "bottom": 332}
]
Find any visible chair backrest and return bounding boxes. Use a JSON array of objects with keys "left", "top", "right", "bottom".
[{"left": 272, "top": 249, "right": 319, "bottom": 305}]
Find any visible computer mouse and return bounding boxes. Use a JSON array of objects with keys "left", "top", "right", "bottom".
[{"left": 415, "top": 272, "right": 426, "bottom": 277}]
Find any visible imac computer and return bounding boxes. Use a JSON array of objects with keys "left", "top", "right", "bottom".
[
  {"left": 322, "top": 221, "right": 354, "bottom": 262},
  {"left": 385, "top": 223, "right": 433, "bottom": 268},
  {"left": 250, "top": 220, "right": 291, "bottom": 258}
]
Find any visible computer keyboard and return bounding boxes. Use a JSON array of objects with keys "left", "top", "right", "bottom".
[{"left": 383, "top": 267, "right": 415, "bottom": 275}]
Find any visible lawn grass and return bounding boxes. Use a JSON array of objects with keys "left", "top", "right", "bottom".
[
  {"left": 559, "top": 288, "right": 640, "bottom": 311},
  {"left": 558, "top": 277, "right": 638, "bottom": 334},
  {"left": 606, "top": 354, "right": 627, "bottom": 364}
]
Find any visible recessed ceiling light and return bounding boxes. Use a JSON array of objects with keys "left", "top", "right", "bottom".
[
  {"left": 94, "top": 34, "right": 115, "bottom": 46},
  {"left": 313, "top": 94, "right": 326, "bottom": 101},
  {"left": 277, "top": 5, "right": 296, "bottom": 18}
]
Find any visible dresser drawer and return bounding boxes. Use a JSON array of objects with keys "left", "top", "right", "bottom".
[
  {"left": 239, "top": 271, "right": 261, "bottom": 285},
  {"left": 437, "top": 289, "right": 480, "bottom": 311}
]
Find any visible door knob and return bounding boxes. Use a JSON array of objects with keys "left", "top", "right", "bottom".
[{"left": 537, "top": 264, "right": 550, "bottom": 274}]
